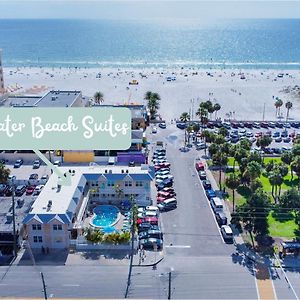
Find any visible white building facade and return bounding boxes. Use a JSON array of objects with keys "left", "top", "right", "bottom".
[{"left": 23, "top": 165, "right": 154, "bottom": 249}]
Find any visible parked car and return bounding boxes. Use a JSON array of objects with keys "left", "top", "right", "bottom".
[
  {"left": 137, "top": 224, "right": 159, "bottom": 233},
  {"left": 138, "top": 210, "right": 158, "bottom": 218},
  {"left": 275, "top": 122, "right": 284, "bottom": 128},
  {"left": 156, "top": 181, "right": 173, "bottom": 190},
  {"left": 26, "top": 185, "right": 36, "bottom": 195},
  {"left": 196, "top": 143, "right": 207, "bottom": 150},
  {"left": 29, "top": 173, "right": 38, "bottom": 180},
  {"left": 275, "top": 137, "right": 282, "bottom": 143},
  {"left": 199, "top": 171, "right": 206, "bottom": 180},
  {"left": 268, "top": 122, "right": 276, "bottom": 128},
  {"left": 202, "top": 180, "right": 212, "bottom": 190},
  {"left": 157, "top": 198, "right": 177, "bottom": 211},
  {"left": 283, "top": 137, "right": 291, "bottom": 143},
  {"left": 273, "top": 132, "right": 280, "bottom": 138},
  {"left": 5, "top": 186, "right": 13, "bottom": 196},
  {"left": 253, "top": 122, "right": 260, "bottom": 129},
  {"left": 176, "top": 123, "right": 186, "bottom": 129},
  {"left": 215, "top": 212, "right": 227, "bottom": 226},
  {"left": 281, "top": 131, "right": 288, "bottom": 138},
  {"left": 137, "top": 217, "right": 158, "bottom": 226},
  {"left": 139, "top": 238, "right": 163, "bottom": 250},
  {"left": 160, "top": 187, "right": 175, "bottom": 193},
  {"left": 139, "top": 229, "right": 163, "bottom": 240},
  {"left": 14, "top": 159, "right": 23, "bottom": 168},
  {"left": 195, "top": 161, "right": 205, "bottom": 171},
  {"left": 41, "top": 174, "right": 49, "bottom": 181},
  {"left": 33, "top": 160, "right": 41, "bottom": 169},
  {"left": 0, "top": 184, "right": 9, "bottom": 196},
  {"left": 152, "top": 127, "right": 157, "bottom": 133},
  {"left": 159, "top": 122, "right": 166, "bottom": 129},
  {"left": 261, "top": 122, "right": 268, "bottom": 128},
  {"left": 211, "top": 197, "right": 224, "bottom": 213},
  {"left": 33, "top": 185, "right": 44, "bottom": 195},
  {"left": 206, "top": 189, "right": 216, "bottom": 199},
  {"left": 220, "top": 225, "right": 234, "bottom": 243},
  {"left": 157, "top": 190, "right": 176, "bottom": 198},
  {"left": 15, "top": 185, "right": 26, "bottom": 196},
  {"left": 157, "top": 195, "right": 176, "bottom": 203}
]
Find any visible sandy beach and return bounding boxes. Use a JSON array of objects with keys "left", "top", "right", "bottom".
[{"left": 3, "top": 66, "right": 300, "bottom": 122}]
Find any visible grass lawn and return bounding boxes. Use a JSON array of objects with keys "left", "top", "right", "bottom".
[{"left": 268, "top": 211, "right": 298, "bottom": 239}]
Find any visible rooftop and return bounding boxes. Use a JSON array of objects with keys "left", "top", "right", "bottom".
[
  {"left": 6, "top": 90, "right": 83, "bottom": 107},
  {"left": 23, "top": 165, "right": 154, "bottom": 224},
  {"left": 35, "top": 90, "right": 82, "bottom": 107}
]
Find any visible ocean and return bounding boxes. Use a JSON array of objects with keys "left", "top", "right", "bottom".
[{"left": 0, "top": 18, "right": 300, "bottom": 69}]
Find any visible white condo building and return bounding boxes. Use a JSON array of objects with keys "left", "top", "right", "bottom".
[{"left": 23, "top": 165, "right": 154, "bottom": 249}]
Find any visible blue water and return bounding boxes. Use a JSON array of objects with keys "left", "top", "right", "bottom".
[
  {"left": 91, "top": 205, "right": 119, "bottom": 228},
  {"left": 1, "top": 19, "right": 300, "bottom": 69}
]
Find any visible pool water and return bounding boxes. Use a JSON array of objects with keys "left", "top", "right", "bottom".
[{"left": 90, "top": 205, "right": 120, "bottom": 228}]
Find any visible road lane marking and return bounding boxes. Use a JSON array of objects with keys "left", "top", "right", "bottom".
[
  {"left": 62, "top": 284, "right": 80, "bottom": 287},
  {"left": 165, "top": 245, "right": 191, "bottom": 248}
]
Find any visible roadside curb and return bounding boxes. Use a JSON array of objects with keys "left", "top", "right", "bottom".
[{"left": 132, "top": 256, "right": 164, "bottom": 267}]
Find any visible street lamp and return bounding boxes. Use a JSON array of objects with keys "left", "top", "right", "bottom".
[{"left": 10, "top": 177, "right": 17, "bottom": 257}]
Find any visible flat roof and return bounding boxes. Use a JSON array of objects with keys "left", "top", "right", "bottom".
[
  {"left": 6, "top": 96, "right": 41, "bottom": 107},
  {"left": 24, "top": 165, "right": 154, "bottom": 223},
  {"left": 35, "top": 90, "right": 82, "bottom": 107}
]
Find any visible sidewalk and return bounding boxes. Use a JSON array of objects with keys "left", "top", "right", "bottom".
[{"left": 132, "top": 248, "right": 164, "bottom": 267}]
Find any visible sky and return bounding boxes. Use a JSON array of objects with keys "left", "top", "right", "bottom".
[{"left": 0, "top": 0, "right": 300, "bottom": 20}]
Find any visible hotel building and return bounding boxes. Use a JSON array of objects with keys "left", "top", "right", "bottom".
[{"left": 23, "top": 165, "right": 154, "bottom": 249}]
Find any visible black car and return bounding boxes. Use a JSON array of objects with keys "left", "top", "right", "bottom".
[
  {"left": 199, "top": 171, "right": 206, "bottom": 180},
  {"left": 156, "top": 181, "right": 173, "bottom": 190},
  {"left": 14, "top": 159, "right": 23, "bottom": 168},
  {"left": 139, "top": 229, "right": 163, "bottom": 240},
  {"left": 215, "top": 212, "right": 227, "bottom": 226},
  {"left": 281, "top": 131, "right": 288, "bottom": 138},
  {"left": 275, "top": 122, "right": 284, "bottom": 128},
  {"left": 0, "top": 184, "right": 8, "bottom": 196},
  {"left": 15, "top": 185, "right": 26, "bottom": 196},
  {"left": 176, "top": 123, "right": 186, "bottom": 129},
  {"left": 273, "top": 148, "right": 282, "bottom": 154},
  {"left": 291, "top": 122, "right": 300, "bottom": 128},
  {"left": 202, "top": 180, "right": 212, "bottom": 190},
  {"left": 138, "top": 224, "right": 160, "bottom": 233},
  {"left": 244, "top": 122, "right": 253, "bottom": 128},
  {"left": 5, "top": 186, "right": 13, "bottom": 196}
]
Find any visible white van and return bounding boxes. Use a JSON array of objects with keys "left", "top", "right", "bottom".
[{"left": 211, "top": 197, "right": 223, "bottom": 213}]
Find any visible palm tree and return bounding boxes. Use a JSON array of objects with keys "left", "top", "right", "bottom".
[
  {"left": 0, "top": 164, "right": 10, "bottom": 183},
  {"left": 208, "top": 105, "right": 215, "bottom": 120},
  {"left": 244, "top": 161, "right": 261, "bottom": 192},
  {"left": 147, "top": 98, "right": 160, "bottom": 119},
  {"left": 256, "top": 135, "right": 272, "bottom": 163},
  {"left": 94, "top": 91, "right": 104, "bottom": 105},
  {"left": 281, "top": 151, "right": 294, "bottom": 179},
  {"left": 212, "top": 150, "right": 228, "bottom": 190},
  {"left": 225, "top": 173, "right": 240, "bottom": 212},
  {"left": 145, "top": 92, "right": 161, "bottom": 119},
  {"left": 274, "top": 98, "right": 283, "bottom": 118},
  {"left": 192, "top": 123, "right": 200, "bottom": 142},
  {"left": 180, "top": 112, "right": 190, "bottom": 145},
  {"left": 291, "top": 156, "right": 300, "bottom": 190},
  {"left": 196, "top": 106, "right": 208, "bottom": 130},
  {"left": 214, "top": 103, "right": 221, "bottom": 120},
  {"left": 285, "top": 101, "right": 293, "bottom": 123}
]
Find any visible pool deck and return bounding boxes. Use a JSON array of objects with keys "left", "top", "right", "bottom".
[{"left": 84, "top": 212, "right": 127, "bottom": 231}]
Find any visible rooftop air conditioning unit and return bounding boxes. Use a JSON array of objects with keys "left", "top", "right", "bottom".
[
  {"left": 51, "top": 96, "right": 56, "bottom": 101},
  {"left": 126, "top": 170, "right": 129, "bottom": 173}
]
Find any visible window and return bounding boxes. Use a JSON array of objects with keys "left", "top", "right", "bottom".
[
  {"left": 107, "top": 181, "right": 115, "bottom": 187},
  {"left": 53, "top": 224, "right": 63, "bottom": 231},
  {"left": 33, "top": 236, "right": 43, "bottom": 243},
  {"left": 32, "top": 224, "right": 41, "bottom": 231},
  {"left": 125, "top": 181, "right": 132, "bottom": 187},
  {"left": 136, "top": 181, "right": 143, "bottom": 187}
]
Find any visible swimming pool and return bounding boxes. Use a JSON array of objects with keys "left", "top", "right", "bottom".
[{"left": 90, "top": 205, "right": 120, "bottom": 229}]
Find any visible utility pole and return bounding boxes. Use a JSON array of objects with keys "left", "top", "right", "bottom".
[
  {"left": 125, "top": 197, "right": 136, "bottom": 298},
  {"left": 40, "top": 272, "right": 48, "bottom": 300},
  {"left": 262, "top": 103, "right": 266, "bottom": 121},
  {"left": 168, "top": 271, "right": 172, "bottom": 299},
  {"left": 11, "top": 178, "right": 17, "bottom": 257}
]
